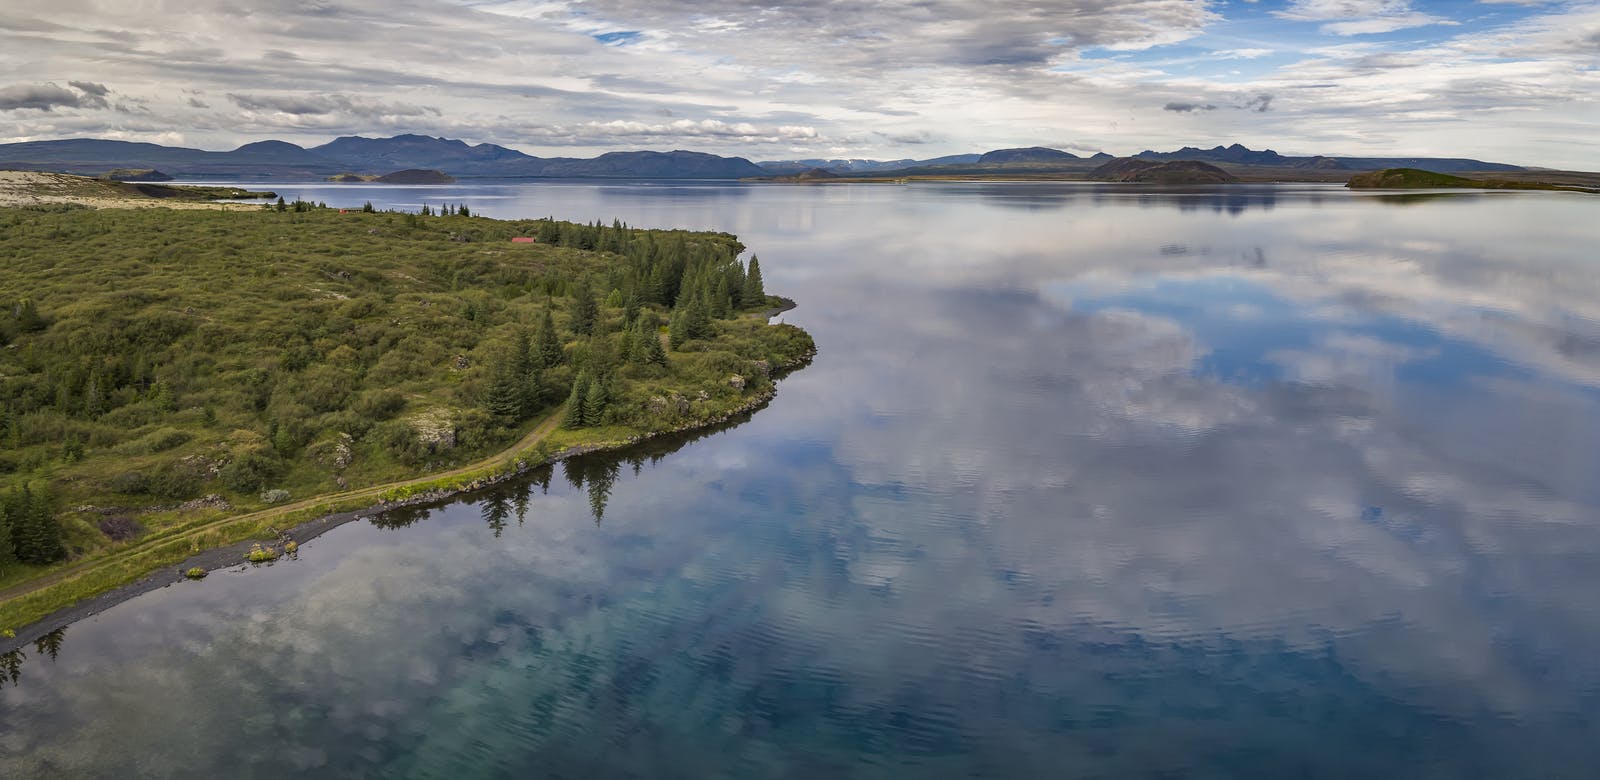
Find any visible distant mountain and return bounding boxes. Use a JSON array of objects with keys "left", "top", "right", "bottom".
[
  {"left": 977, "top": 147, "right": 1080, "bottom": 164},
  {"left": 310, "top": 134, "right": 530, "bottom": 174},
  {"left": 0, "top": 135, "right": 1531, "bottom": 180},
  {"left": 1134, "top": 143, "right": 1522, "bottom": 173},
  {"left": 0, "top": 134, "right": 770, "bottom": 179}
]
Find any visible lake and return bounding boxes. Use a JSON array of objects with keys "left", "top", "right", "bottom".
[{"left": 3, "top": 181, "right": 1600, "bottom": 778}]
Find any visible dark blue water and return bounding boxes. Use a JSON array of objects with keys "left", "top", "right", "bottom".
[{"left": 3, "top": 182, "right": 1600, "bottom": 777}]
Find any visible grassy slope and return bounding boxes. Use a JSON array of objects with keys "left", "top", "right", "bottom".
[{"left": 0, "top": 205, "right": 813, "bottom": 632}]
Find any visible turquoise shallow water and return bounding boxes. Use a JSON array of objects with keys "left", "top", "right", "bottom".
[{"left": 3, "top": 182, "right": 1600, "bottom": 777}]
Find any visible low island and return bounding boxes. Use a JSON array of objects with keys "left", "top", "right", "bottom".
[
  {"left": 0, "top": 200, "right": 813, "bottom": 636},
  {"left": 1345, "top": 167, "right": 1598, "bottom": 193}
]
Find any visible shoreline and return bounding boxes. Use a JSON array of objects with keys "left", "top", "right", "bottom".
[{"left": 0, "top": 347, "right": 814, "bottom": 654}]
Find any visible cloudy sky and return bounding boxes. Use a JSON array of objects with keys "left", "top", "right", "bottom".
[{"left": 1, "top": 0, "right": 1597, "bottom": 167}]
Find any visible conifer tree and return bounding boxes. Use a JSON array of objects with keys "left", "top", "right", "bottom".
[
  {"left": 668, "top": 306, "right": 688, "bottom": 350},
  {"left": 534, "top": 308, "right": 562, "bottom": 368},
  {"left": 483, "top": 357, "right": 524, "bottom": 422},
  {"left": 745, "top": 255, "right": 765, "bottom": 304},
  {"left": 0, "top": 497, "right": 17, "bottom": 576},
  {"left": 645, "top": 322, "right": 667, "bottom": 366},
  {"left": 583, "top": 375, "right": 609, "bottom": 426},
  {"left": 569, "top": 279, "right": 598, "bottom": 336},
  {"left": 10, "top": 485, "right": 64, "bottom": 565},
  {"left": 727, "top": 264, "right": 746, "bottom": 309},
  {"left": 685, "top": 295, "right": 713, "bottom": 341},
  {"left": 622, "top": 291, "right": 640, "bottom": 326},
  {"left": 563, "top": 374, "right": 590, "bottom": 428},
  {"left": 511, "top": 328, "right": 532, "bottom": 377},
  {"left": 711, "top": 276, "right": 732, "bottom": 318}
]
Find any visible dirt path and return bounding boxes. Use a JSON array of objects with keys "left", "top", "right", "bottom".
[{"left": 0, "top": 407, "right": 566, "bottom": 605}]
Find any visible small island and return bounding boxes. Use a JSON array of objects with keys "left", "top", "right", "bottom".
[
  {"left": 100, "top": 168, "right": 174, "bottom": 182},
  {"left": 0, "top": 202, "right": 813, "bottom": 634},
  {"left": 1089, "top": 158, "right": 1239, "bottom": 184},
  {"left": 375, "top": 168, "right": 455, "bottom": 184},
  {"left": 1346, "top": 167, "right": 1598, "bottom": 193},
  {"left": 327, "top": 169, "right": 457, "bottom": 184},
  {"left": 765, "top": 167, "right": 842, "bottom": 183}
]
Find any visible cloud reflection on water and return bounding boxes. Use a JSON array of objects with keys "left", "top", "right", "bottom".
[{"left": 4, "top": 183, "right": 1599, "bottom": 777}]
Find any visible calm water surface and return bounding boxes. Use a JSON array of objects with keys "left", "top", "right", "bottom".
[{"left": 3, "top": 181, "right": 1600, "bottom": 778}]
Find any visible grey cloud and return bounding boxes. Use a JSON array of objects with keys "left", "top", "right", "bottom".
[
  {"left": 1241, "top": 93, "right": 1274, "bottom": 112},
  {"left": 873, "top": 130, "right": 936, "bottom": 144},
  {"left": 188, "top": 97, "right": 211, "bottom": 109},
  {"left": 227, "top": 92, "right": 440, "bottom": 117},
  {"left": 547, "top": 0, "right": 1218, "bottom": 69},
  {"left": 0, "top": 83, "right": 85, "bottom": 111},
  {"left": 1164, "top": 102, "right": 1217, "bottom": 112},
  {"left": 68, "top": 80, "right": 108, "bottom": 97}
]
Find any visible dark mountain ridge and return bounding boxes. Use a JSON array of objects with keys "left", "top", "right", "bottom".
[
  {"left": 0, "top": 134, "right": 768, "bottom": 179},
  {"left": 0, "top": 135, "right": 1529, "bottom": 180},
  {"left": 1133, "top": 143, "right": 1521, "bottom": 173},
  {"left": 978, "top": 147, "right": 1081, "bottom": 164}
]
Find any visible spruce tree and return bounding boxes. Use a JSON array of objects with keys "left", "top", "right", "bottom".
[
  {"left": 744, "top": 255, "right": 765, "bottom": 305},
  {"left": 569, "top": 279, "right": 598, "bottom": 336},
  {"left": 563, "top": 374, "right": 590, "bottom": 429},
  {"left": 583, "top": 376, "right": 609, "bottom": 426},
  {"left": 534, "top": 308, "right": 562, "bottom": 368},
  {"left": 668, "top": 306, "right": 688, "bottom": 350},
  {"left": 483, "top": 359, "right": 524, "bottom": 422},
  {"left": 630, "top": 322, "right": 654, "bottom": 366},
  {"left": 622, "top": 291, "right": 640, "bottom": 326},
  {"left": 11, "top": 486, "right": 64, "bottom": 565},
  {"left": 711, "top": 276, "right": 732, "bottom": 318},
  {"left": 511, "top": 329, "right": 532, "bottom": 380},
  {"left": 646, "top": 322, "right": 668, "bottom": 366},
  {"left": 0, "top": 497, "right": 17, "bottom": 576},
  {"left": 685, "top": 295, "right": 713, "bottom": 341}
]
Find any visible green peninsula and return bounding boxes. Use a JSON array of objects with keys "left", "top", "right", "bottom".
[{"left": 0, "top": 204, "right": 813, "bottom": 631}]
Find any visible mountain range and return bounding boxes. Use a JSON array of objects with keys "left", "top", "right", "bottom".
[
  {"left": 0, "top": 134, "right": 768, "bottom": 179},
  {"left": 0, "top": 134, "right": 1528, "bottom": 180}
]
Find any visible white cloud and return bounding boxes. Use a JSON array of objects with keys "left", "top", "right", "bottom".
[
  {"left": 1276, "top": 0, "right": 1454, "bottom": 35},
  {"left": 0, "top": 0, "right": 1595, "bottom": 167}
]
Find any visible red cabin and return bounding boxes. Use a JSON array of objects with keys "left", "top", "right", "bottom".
[{"left": 511, "top": 236, "right": 536, "bottom": 243}]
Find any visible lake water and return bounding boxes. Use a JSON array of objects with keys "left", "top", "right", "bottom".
[{"left": 4, "top": 181, "right": 1600, "bottom": 778}]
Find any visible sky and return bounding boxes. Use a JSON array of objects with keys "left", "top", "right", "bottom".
[{"left": 0, "top": 0, "right": 1597, "bottom": 168}]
